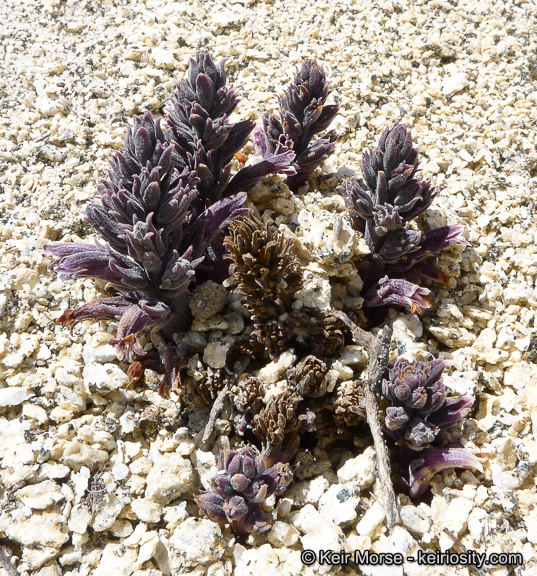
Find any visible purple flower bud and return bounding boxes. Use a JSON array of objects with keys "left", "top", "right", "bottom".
[
  {"left": 382, "top": 358, "right": 472, "bottom": 450},
  {"left": 196, "top": 446, "right": 291, "bottom": 540}
]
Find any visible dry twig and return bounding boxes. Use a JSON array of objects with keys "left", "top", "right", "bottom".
[
  {"left": 332, "top": 310, "right": 401, "bottom": 529},
  {"left": 202, "top": 357, "right": 250, "bottom": 446},
  {"left": 0, "top": 545, "right": 17, "bottom": 576}
]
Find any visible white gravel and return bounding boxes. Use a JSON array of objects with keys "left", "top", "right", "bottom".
[{"left": 1, "top": 0, "right": 537, "bottom": 574}]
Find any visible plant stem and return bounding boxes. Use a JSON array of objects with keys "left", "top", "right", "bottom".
[{"left": 332, "top": 311, "right": 401, "bottom": 529}]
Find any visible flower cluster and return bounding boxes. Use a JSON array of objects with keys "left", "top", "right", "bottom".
[
  {"left": 225, "top": 214, "right": 345, "bottom": 359},
  {"left": 46, "top": 111, "right": 247, "bottom": 392},
  {"left": 254, "top": 59, "right": 339, "bottom": 191},
  {"left": 195, "top": 446, "right": 292, "bottom": 540},
  {"left": 342, "top": 123, "right": 468, "bottom": 312},
  {"left": 381, "top": 357, "right": 481, "bottom": 496},
  {"left": 46, "top": 50, "right": 296, "bottom": 395}
]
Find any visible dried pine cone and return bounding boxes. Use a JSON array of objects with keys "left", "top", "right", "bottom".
[
  {"left": 196, "top": 366, "right": 227, "bottom": 405},
  {"left": 231, "top": 374, "right": 266, "bottom": 413},
  {"left": 196, "top": 446, "right": 292, "bottom": 539},
  {"left": 225, "top": 215, "right": 302, "bottom": 323},
  {"left": 306, "top": 310, "right": 346, "bottom": 358},
  {"left": 253, "top": 389, "right": 303, "bottom": 447},
  {"left": 251, "top": 319, "right": 294, "bottom": 359},
  {"left": 331, "top": 380, "right": 366, "bottom": 429},
  {"left": 290, "top": 355, "right": 329, "bottom": 398}
]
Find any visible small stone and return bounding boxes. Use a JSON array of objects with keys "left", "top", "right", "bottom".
[
  {"left": 318, "top": 483, "right": 359, "bottom": 525},
  {"left": 189, "top": 280, "right": 228, "bottom": 320},
  {"left": 267, "top": 520, "right": 300, "bottom": 547},
  {"left": 289, "top": 504, "right": 343, "bottom": 556},
  {"left": 22, "top": 403, "right": 49, "bottom": 423},
  {"left": 82, "top": 363, "right": 129, "bottom": 391},
  {"left": 202, "top": 341, "right": 230, "bottom": 369},
  {"left": 400, "top": 505, "right": 431, "bottom": 536},
  {"left": 82, "top": 344, "right": 117, "bottom": 364},
  {"left": 285, "top": 475, "right": 330, "bottom": 506},
  {"left": 169, "top": 518, "right": 224, "bottom": 567},
  {"left": 68, "top": 504, "right": 93, "bottom": 534},
  {"left": 16, "top": 480, "right": 64, "bottom": 509},
  {"left": 5, "top": 512, "right": 69, "bottom": 548},
  {"left": 442, "top": 72, "right": 470, "bottom": 96},
  {"left": 91, "top": 543, "right": 138, "bottom": 576},
  {"left": 60, "top": 440, "right": 108, "bottom": 469},
  {"left": 145, "top": 452, "right": 195, "bottom": 504},
  {"left": 356, "top": 501, "right": 386, "bottom": 536},
  {"left": 0, "top": 387, "right": 32, "bottom": 406},
  {"left": 337, "top": 446, "right": 376, "bottom": 487},
  {"left": 131, "top": 498, "right": 162, "bottom": 523},
  {"left": 136, "top": 531, "right": 160, "bottom": 568},
  {"left": 258, "top": 349, "right": 296, "bottom": 384},
  {"left": 149, "top": 47, "right": 176, "bottom": 69},
  {"left": 432, "top": 496, "right": 473, "bottom": 550},
  {"left": 92, "top": 491, "right": 131, "bottom": 532},
  {"left": 110, "top": 519, "right": 133, "bottom": 538},
  {"left": 37, "top": 462, "right": 70, "bottom": 481},
  {"left": 192, "top": 449, "right": 217, "bottom": 490}
]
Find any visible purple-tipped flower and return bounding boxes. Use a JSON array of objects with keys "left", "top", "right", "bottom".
[
  {"left": 342, "top": 123, "right": 468, "bottom": 312},
  {"left": 382, "top": 358, "right": 473, "bottom": 448},
  {"left": 46, "top": 110, "right": 248, "bottom": 395},
  {"left": 166, "top": 50, "right": 295, "bottom": 208},
  {"left": 254, "top": 59, "right": 339, "bottom": 191},
  {"left": 364, "top": 277, "right": 432, "bottom": 313},
  {"left": 196, "top": 446, "right": 292, "bottom": 540},
  {"left": 403, "top": 445, "right": 483, "bottom": 497}
]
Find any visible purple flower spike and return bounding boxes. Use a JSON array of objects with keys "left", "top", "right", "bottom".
[
  {"left": 195, "top": 446, "right": 292, "bottom": 540},
  {"left": 46, "top": 54, "right": 263, "bottom": 395},
  {"left": 406, "top": 446, "right": 483, "bottom": 497},
  {"left": 342, "top": 123, "right": 468, "bottom": 313},
  {"left": 254, "top": 59, "right": 339, "bottom": 191},
  {"left": 166, "top": 49, "right": 294, "bottom": 207}
]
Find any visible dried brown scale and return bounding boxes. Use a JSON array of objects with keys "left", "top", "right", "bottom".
[
  {"left": 331, "top": 380, "right": 367, "bottom": 429},
  {"left": 250, "top": 319, "right": 293, "bottom": 358},
  {"left": 196, "top": 366, "right": 227, "bottom": 405},
  {"left": 301, "top": 310, "right": 346, "bottom": 358}
]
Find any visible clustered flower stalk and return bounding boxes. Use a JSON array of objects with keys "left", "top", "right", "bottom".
[
  {"left": 254, "top": 59, "right": 339, "bottom": 192},
  {"left": 381, "top": 357, "right": 482, "bottom": 497},
  {"left": 46, "top": 50, "right": 293, "bottom": 395},
  {"left": 195, "top": 446, "right": 292, "bottom": 541},
  {"left": 342, "top": 123, "right": 468, "bottom": 312}
]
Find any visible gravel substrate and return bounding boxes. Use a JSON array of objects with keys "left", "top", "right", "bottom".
[{"left": 1, "top": 0, "right": 537, "bottom": 574}]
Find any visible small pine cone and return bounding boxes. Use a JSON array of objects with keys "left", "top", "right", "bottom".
[
  {"left": 303, "top": 310, "right": 345, "bottom": 358},
  {"left": 332, "top": 380, "right": 366, "bottom": 428},
  {"left": 231, "top": 375, "right": 266, "bottom": 413},
  {"left": 225, "top": 215, "right": 303, "bottom": 318},
  {"left": 196, "top": 366, "right": 227, "bottom": 405},
  {"left": 290, "top": 355, "right": 329, "bottom": 398},
  {"left": 251, "top": 319, "right": 293, "bottom": 359},
  {"left": 253, "top": 389, "right": 302, "bottom": 447}
]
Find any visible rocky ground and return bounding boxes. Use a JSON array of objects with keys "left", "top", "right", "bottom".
[{"left": 1, "top": 0, "right": 537, "bottom": 574}]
